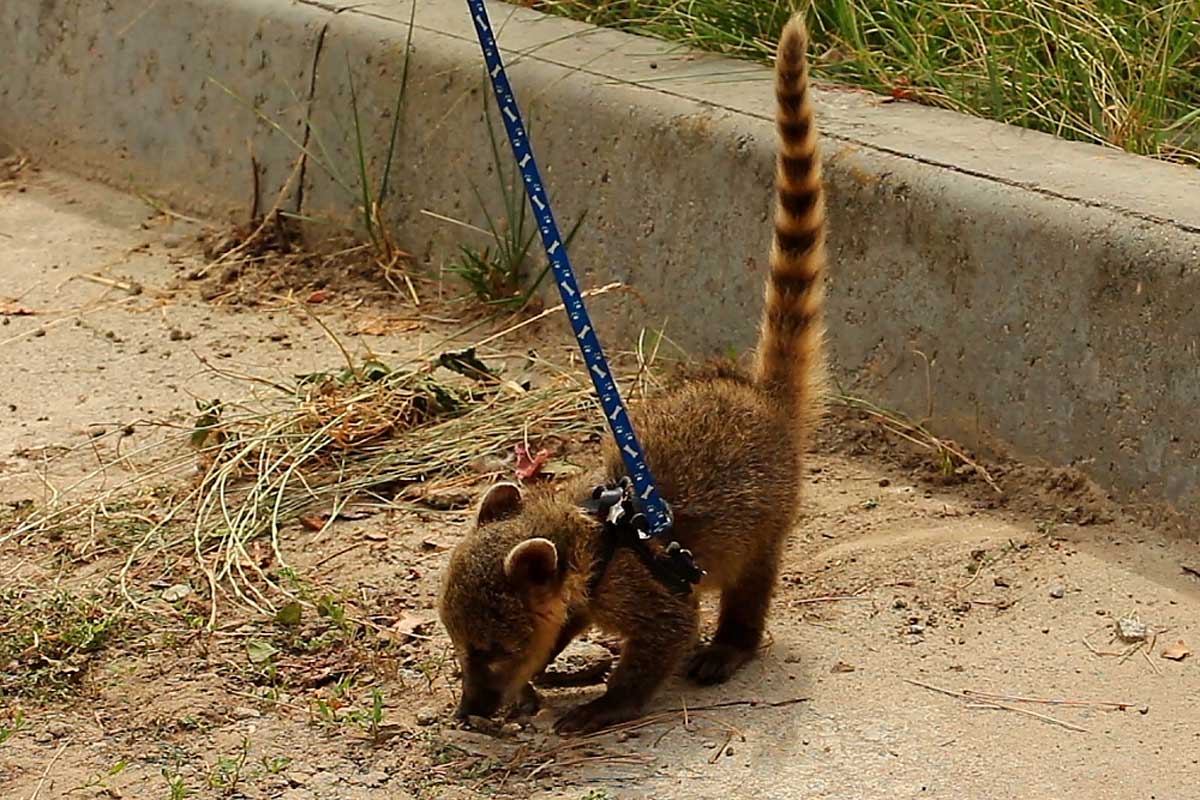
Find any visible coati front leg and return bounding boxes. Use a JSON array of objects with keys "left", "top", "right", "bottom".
[
  {"left": 688, "top": 535, "right": 782, "bottom": 684},
  {"left": 509, "top": 611, "right": 594, "bottom": 718},
  {"left": 531, "top": 610, "right": 594, "bottom": 688},
  {"left": 555, "top": 588, "right": 698, "bottom": 735}
]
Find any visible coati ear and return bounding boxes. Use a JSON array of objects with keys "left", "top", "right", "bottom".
[
  {"left": 503, "top": 537, "right": 559, "bottom": 591},
  {"left": 477, "top": 482, "right": 523, "bottom": 525}
]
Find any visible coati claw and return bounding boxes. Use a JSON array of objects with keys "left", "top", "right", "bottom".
[
  {"left": 507, "top": 683, "right": 541, "bottom": 718},
  {"left": 687, "top": 643, "right": 754, "bottom": 685},
  {"left": 553, "top": 698, "right": 637, "bottom": 736}
]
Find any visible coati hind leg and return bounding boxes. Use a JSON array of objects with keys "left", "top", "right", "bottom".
[{"left": 688, "top": 533, "right": 783, "bottom": 684}]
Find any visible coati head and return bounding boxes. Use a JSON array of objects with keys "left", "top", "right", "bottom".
[{"left": 438, "top": 481, "right": 593, "bottom": 719}]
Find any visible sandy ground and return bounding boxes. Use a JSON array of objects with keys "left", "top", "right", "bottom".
[{"left": 1, "top": 166, "right": 1199, "bottom": 800}]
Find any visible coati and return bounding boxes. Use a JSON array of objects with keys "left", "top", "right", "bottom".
[{"left": 439, "top": 13, "right": 826, "bottom": 735}]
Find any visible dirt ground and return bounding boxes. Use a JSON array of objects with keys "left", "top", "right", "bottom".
[{"left": 2, "top": 166, "right": 1199, "bottom": 800}]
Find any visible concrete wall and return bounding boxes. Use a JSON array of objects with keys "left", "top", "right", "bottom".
[{"left": 4, "top": 0, "right": 1200, "bottom": 517}]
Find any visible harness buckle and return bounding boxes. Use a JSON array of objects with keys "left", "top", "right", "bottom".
[{"left": 589, "top": 480, "right": 704, "bottom": 595}]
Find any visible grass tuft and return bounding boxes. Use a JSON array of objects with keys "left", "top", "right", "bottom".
[{"left": 0, "top": 586, "right": 127, "bottom": 700}]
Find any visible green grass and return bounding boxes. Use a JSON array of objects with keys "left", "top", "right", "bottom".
[
  {"left": 0, "top": 587, "right": 127, "bottom": 700},
  {"left": 534, "top": 0, "right": 1200, "bottom": 165}
]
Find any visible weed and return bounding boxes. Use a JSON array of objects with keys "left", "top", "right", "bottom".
[
  {"left": 0, "top": 587, "right": 127, "bottom": 700},
  {"left": 207, "top": 737, "right": 251, "bottom": 796},
  {"left": 346, "top": 687, "right": 387, "bottom": 742},
  {"left": 447, "top": 86, "right": 587, "bottom": 308},
  {"left": 161, "top": 767, "right": 191, "bottom": 800},
  {"left": 831, "top": 392, "right": 1000, "bottom": 493},
  {"left": 0, "top": 709, "right": 29, "bottom": 744},
  {"left": 261, "top": 755, "right": 292, "bottom": 775},
  {"left": 69, "top": 760, "right": 127, "bottom": 795}
]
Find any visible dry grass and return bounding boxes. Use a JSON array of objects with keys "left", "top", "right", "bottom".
[{"left": 6, "top": 336, "right": 602, "bottom": 626}]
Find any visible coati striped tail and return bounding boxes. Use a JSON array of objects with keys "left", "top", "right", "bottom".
[{"left": 754, "top": 14, "right": 827, "bottom": 430}]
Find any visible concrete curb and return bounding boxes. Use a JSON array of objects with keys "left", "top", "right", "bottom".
[{"left": 4, "top": 0, "right": 1200, "bottom": 517}]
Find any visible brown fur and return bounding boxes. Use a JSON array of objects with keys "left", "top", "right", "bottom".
[{"left": 438, "top": 14, "right": 827, "bottom": 735}]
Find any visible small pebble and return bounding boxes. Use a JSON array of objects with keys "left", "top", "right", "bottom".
[
  {"left": 231, "top": 706, "right": 260, "bottom": 720},
  {"left": 415, "top": 710, "right": 437, "bottom": 726},
  {"left": 1049, "top": 585, "right": 1066, "bottom": 599},
  {"left": 360, "top": 770, "right": 389, "bottom": 787}
]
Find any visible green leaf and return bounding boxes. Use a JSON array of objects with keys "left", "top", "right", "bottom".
[
  {"left": 246, "top": 639, "right": 278, "bottom": 665},
  {"left": 274, "top": 601, "right": 302, "bottom": 628}
]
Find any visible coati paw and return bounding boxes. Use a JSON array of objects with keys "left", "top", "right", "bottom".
[
  {"left": 687, "top": 643, "right": 754, "bottom": 685},
  {"left": 506, "top": 683, "right": 541, "bottom": 719},
  {"left": 554, "top": 697, "right": 637, "bottom": 736}
]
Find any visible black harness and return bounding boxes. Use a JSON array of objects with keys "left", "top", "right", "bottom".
[{"left": 583, "top": 477, "right": 704, "bottom": 596}]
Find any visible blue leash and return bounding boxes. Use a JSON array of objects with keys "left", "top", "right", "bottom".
[{"left": 463, "top": 2, "right": 685, "bottom": 547}]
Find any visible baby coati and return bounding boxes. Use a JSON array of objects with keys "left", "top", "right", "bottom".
[{"left": 439, "top": 13, "right": 826, "bottom": 735}]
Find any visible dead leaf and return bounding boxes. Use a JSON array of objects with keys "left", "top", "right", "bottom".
[
  {"left": 0, "top": 303, "right": 36, "bottom": 316},
  {"left": 421, "top": 538, "right": 451, "bottom": 552},
  {"left": 306, "top": 289, "right": 331, "bottom": 304},
  {"left": 364, "top": 531, "right": 388, "bottom": 542},
  {"left": 299, "top": 513, "right": 328, "bottom": 532},
  {"left": 355, "top": 316, "right": 423, "bottom": 336},
  {"left": 514, "top": 443, "right": 552, "bottom": 481},
  {"left": 381, "top": 612, "right": 435, "bottom": 644},
  {"left": 1161, "top": 640, "right": 1191, "bottom": 661}
]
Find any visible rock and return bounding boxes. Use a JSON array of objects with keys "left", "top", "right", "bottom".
[
  {"left": 309, "top": 771, "right": 340, "bottom": 790},
  {"left": 535, "top": 639, "right": 613, "bottom": 687},
  {"left": 287, "top": 769, "right": 314, "bottom": 787},
  {"left": 167, "top": 328, "right": 192, "bottom": 342},
  {"left": 46, "top": 721, "right": 71, "bottom": 738},
  {"left": 161, "top": 583, "right": 191, "bottom": 602},
  {"left": 231, "top": 706, "right": 261, "bottom": 720},
  {"left": 415, "top": 710, "right": 438, "bottom": 726},
  {"left": 361, "top": 770, "right": 389, "bottom": 787},
  {"left": 33, "top": 730, "right": 53, "bottom": 743},
  {"left": 280, "top": 790, "right": 316, "bottom": 800},
  {"left": 1049, "top": 585, "right": 1066, "bottom": 599}
]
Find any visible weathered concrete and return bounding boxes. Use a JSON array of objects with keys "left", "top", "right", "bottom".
[{"left": 3, "top": 0, "right": 1199, "bottom": 519}]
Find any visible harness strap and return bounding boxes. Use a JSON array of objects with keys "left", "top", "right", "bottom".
[{"left": 583, "top": 480, "right": 703, "bottom": 596}]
